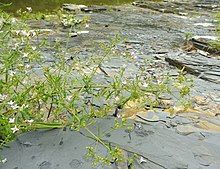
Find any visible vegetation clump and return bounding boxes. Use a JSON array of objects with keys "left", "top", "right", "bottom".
[{"left": 0, "top": 7, "right": 193, "bottom": 166}]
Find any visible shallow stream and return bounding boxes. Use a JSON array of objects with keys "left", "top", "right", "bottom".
[{"left": 0, "top": 0, "right": 134, "bottom": 13}]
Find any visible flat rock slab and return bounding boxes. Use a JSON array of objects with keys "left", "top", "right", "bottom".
[
  {"left": 1, "top": 118, "right": 220, "bottom": 169},
  {"left": 165, "top": 51, "right": 220, "bottom": 84}
]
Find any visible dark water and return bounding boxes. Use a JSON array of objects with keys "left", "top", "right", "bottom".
[{"left": 0, "top": 0, "right": 134, "bottom": 13}]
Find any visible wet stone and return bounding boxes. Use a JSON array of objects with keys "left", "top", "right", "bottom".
[
  {"left": 132, "top": 0, "right": 219, "bottom": 16},
  {"left": 81, "top": 7, "right": 107, "bottom": 12},
  {"left": 165, "top": 52, "right": 220, "bottom": 84}
]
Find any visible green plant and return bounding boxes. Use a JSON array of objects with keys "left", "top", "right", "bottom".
[{"left": 0, "top": 9, "right": 194, "bottom": 167}]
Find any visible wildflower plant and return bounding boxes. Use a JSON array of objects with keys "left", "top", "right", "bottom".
[{"left": 0, "top": 8, "right": 193, "bottom": 167}]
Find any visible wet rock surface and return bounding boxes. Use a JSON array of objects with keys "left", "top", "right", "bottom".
[
  {"left": 165, "top": 51, "right": 220, "bottom": 83},
  {"left": 1, "top": 118, "right": 220, "bottom": 169},
  {"left": 132, "top": 0, "right": 219, "bottom": 16},
  {"left": 1, "top": 1, "right": 220, "bottom": 168}
]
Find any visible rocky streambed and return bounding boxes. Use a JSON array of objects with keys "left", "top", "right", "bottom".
[{"left": 1, "top": 0, "right": 220, "bottom": 168}]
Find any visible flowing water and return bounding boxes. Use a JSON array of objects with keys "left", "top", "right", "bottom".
[{"left": 0, "top": 0, "right": 134, "bottom": 13}]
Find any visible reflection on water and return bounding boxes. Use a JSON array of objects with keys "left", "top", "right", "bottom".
[{"left": 0, "top": 0, "right": 134, "bottom": 13}]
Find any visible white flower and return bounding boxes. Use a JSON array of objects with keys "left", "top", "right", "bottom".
[
  {"left": 115, "top": 96, "right": 120, "bottom": 102},
  {"left": 122, "top": 80, "right": 127, "bottom": 85},
  {"left": 39, "top": 99, "right": 43, "bottom": 104},
  {"left": 139, "top": 156, "right": 147, "bottom": 164},
  {"left": 9, "top": 118, "right": 15, "bottom": 123},
  {"left": 66, "top": 95, "right": 72, "bottom": 101},
  {"left": 122, "top": 64, "right": 127, "bottom": 69},
  {"left": 0, "top": 158, "right": 7, "bottom": 164},
  {"left": 133, "top": 55, "right": 137, "bottom": 59},
  {"left": 21, "top": 30, "right": 27, "bottom": 36},
  {"left": 157, "top": 79, "right": 162, "bottom": 84},
  {"left": 11, "top": 125, "right": 19, "bottom": 133},
  {"left": 9, "top": 70, "right": 16, "bottom": 76},
  {"left": 14, "top": 30, "right": 20, "bottom": 35},
  {"left": 0, "top": 94, "right": 7, "bottom": 101},
  {"left": 23, "top": 52, "right": 29, "bottom": 58},
  {"left": 22, "top": 79, "right": 27, "bottom": 84},
  {"left": 130, "top": 51, "right": 135, "bottom": 56},
  {"left": 13, "top": 43, "right": 19, "bottom": 49},
  {"left": 8, "top": 101, "right": 20, "bottom": 109},
  {"left": 11, "top": 104, "right": 20, "bottom": 110},
  {"left": 32, "top": 46, "right": 36, "bottom": 50},
  {"left": 85, "top": 24, "right": 89, "bottom": 28},
  {"left": 25, "top": 64, "right": 30, "bottom": 69},
  {"left": 11, "top": 18, "right": 17, "bottom": 24},
  {"left": 26, "top": 119, "right": 34, "bottom": 123},
  {"left": 7, "top": 100, "right": 15, "bottom": 106},
  {"left": 26, "top": 7, "right": 32, "bottom": 12},
  {"left": 29, "top": 30, "right": 36, "bottom": 37},
  {"left": 143, "top": 82, "right": 148, "bottom": 88},
  {"left": 21, "top": 104, "right": 29, "bottom": 109}
]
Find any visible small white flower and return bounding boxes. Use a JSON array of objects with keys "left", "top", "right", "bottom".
[
  {"left": 21, "top": 30, "right": 27, "bottom": 36},
  {"left": 143, "top": 82, "right": 148, "bottom": 88},
  {"left": 32, "top": 46, "right": 36, "bottom": 50},
  {"left": 9, "top": 118, "right": 15, "bottom": 123},
  {"left": 122, "top": 64, "right": 127, "bottom": 69},
  {"left": 11, "top": 125, "right": 19, "bottom": 133},
  {"left": 39, "top": 99, "right": 43, "bottom": 104},
  {"left": 66, "top": 95, "right": 72, "bottom": 101},
  {"left": 14, "top": 30, "right": 20, "bottom": 35},
  {"left": 122, "top": 80, "right": 127, "bottom": 85},
  {"left": 122, "top": 52, "right": 126, "bottom": 56},
  {"left": 11, "top": 18, "right": 17, "bottom": 24},
  {"left": 26, "top": 119, "right": 34, "bottom": 123},
  {"left": 23, "top": 52, "right": 29, "bottom": 58},
  {"left": 9, "top": 70, "right": 16, "bottom": 76},
  {"left": 32, "top": 31, "right": 36, "bottom": 37},
  {"left": 115, "top": 96, "right": 120, "bottom": 102},
  {"left": 22, "top": 104, "right": 29, "bottom": 108},
  {"left": 11, "top": 104, "right": 20, "bottom": 110},
  {"left": 139, "top": 156, "right": 147, "bottom": 164},
  {"left": 0, "top": 158, "right": 7, "bottom": 164},
  {"left": 7, "top": 100, "right": 15, "bottom": 106},
  {"left": 26, "top": 7, "right": 32, "bottom": 12},
  {"left": 85, "top": 24, "right": 89, "bottom": 28},
  {"left": 13, "top": 43, "right": 19, "bottom": 49},
  {"left": 157, "top": 79, "right": 162, "bottom": 84},
  {"left": 0, "top": 94, "right": 7, "bottom": 101},
  {"left": 25, "top": 64, "right": 30, "bottom": 69},
  {"left": 29, "top": 30, "right": 36, "bottom": 37},
  {"left": 26, "top": 31, "right": 31, "bottom": 37},
  {"left": 133, "top": 55, "right": 137, "bottom": 59},
  {"left": 22, "top": 79, "right": 27, "bottom": 84}
]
